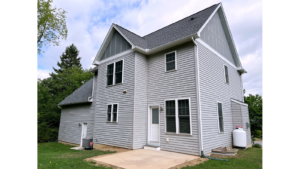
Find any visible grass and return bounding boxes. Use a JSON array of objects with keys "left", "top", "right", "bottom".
[
  {"left": 182, "top": 148, "right": 262, "bottom": 169},
  {"left": 254, "top": 138, "right": 262, "bottom": 141},
  {"left": 38, "top": 143, "right": 115, "bottom": 169}
]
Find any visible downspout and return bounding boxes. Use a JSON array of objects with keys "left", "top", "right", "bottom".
[{"left": 192, "top": 37, "right": 228, "bottom": 162}]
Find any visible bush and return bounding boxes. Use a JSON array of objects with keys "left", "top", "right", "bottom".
[
  {"left": 38, "top": 122, "right": 58, "bottom": 142},
  {"left": 252, "top": 144, "right": 262, "bottom": 148}
]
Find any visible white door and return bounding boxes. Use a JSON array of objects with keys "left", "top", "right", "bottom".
[
  {"left": 150, "top": 108, "right": 159, "bottom": 142},
  {"left": 80, "top": 123, "right": 87, "bottom": 146}
]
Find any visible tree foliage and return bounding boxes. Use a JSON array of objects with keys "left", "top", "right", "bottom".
[
  {"left": 37, "top": 0, "right": 68, "bottom": 54},
  {"left": 38, "top": 45, "right": 93, "bottom": 142},
  {"left": 244, "top": 93, "right": 263, "bottom": 140},
  {"left": 52, "top": 43, "right": 82, "bottom": 74}
]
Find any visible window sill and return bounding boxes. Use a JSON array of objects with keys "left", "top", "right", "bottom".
[
  {"left": 165, "top": 69, "right": 177, "bottom": 73},
  {"left": 219, "top": 131, "right": 224, "bottom": 134},
  {"left": 224, "top": 82, "right": 229, "bottom": 85},
  {"left": 165, "top": 132, "right": 192, "bottom": 136},
  {"left": 106, "top": 83, "right": 123, "bottom": 88}
]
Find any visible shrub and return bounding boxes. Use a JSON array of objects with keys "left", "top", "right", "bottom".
[
  {"left": 252, "top": 144, "right": 262, "bottom": 148},
  {"left": 38, "top": 122, "right": 58, "bottom": 142}
]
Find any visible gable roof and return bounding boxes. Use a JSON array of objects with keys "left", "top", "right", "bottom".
[
  {"left": 58, "top": 78, "right": 93, "bottom": 106},
  {"left": 93, "top": 3, "right": 219, "bottom": 63}
]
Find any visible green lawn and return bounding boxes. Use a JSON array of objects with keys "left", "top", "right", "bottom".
[
  {"left": 38, "top": 143, "right": 114, "bottom": 169},
  {"left": 182, "top": 148, "right": 262, "bottom": 169}
]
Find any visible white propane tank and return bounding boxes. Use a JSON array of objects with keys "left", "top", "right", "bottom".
[{"left": 233, "top": 126, "right": 247, "bottom": 148}]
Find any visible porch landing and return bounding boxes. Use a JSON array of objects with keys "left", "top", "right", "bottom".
[{"left": 90, "top": 149, "right": 200, "bottom": 169}]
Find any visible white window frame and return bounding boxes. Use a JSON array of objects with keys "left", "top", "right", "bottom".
[
  {"left": 164, "top": 97, "right": 192, "bottom": 135},
  {"left": 216, "top": 101, "right": 224, "bottom": 133},
  {"left": 106, "top": 59, "right": 124, "bottom": 86},
  {"left": 106, "top": 103, "right": 119, "bottom": 122},
  {"left": 224, "top": 64, "right": 229, "bottom": 84},
  {"left": 165, "top": 51, "right": 177, "bottom": 72}
]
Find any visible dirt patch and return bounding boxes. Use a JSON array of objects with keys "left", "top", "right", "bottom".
[
  {"left": 58, "top": 141, "right": 79, "bottom": 147},
  {"left": 93, "top": 144, "right": 131, "bottom": 153},
  {"left": 170, "top": 158, "right": 208, "bottom": 169},
  {"left": 210, "top": 153, "right": 240, "bottom": 159}
]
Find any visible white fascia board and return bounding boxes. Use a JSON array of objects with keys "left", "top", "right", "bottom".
[
  {"left": 218, "top": 4, "right": 243, "bottom": 69},
  {"left": 133, "top": 33, "right": 199, "bottom": 55},
  {"left": 231, "top": 99, "right": 248, "bottom": 107},
  {"left": 197, "top": 38, "right": 237, "bottom": 69},
  {"left": 93, "top": 24, "right": 115, "bottom": 65},
  {"left": 197, "top": 3, "right": 221, "bottom": 36},
  {"left": 92, "top": 24, "right": 135, "bottom": 65}
]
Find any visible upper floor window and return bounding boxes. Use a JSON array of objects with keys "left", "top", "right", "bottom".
[
  {"left": 165, "top": 51, "right": 177, "bottom": 72},
  {"left": 106, "top": 60, "right": 124, "bottom": 86},
  {"left": 224, "top": 65, "right": 229, "bottom": 83},
  {"left": 165, "top": 98, "right": 191, "bottom": 134}
]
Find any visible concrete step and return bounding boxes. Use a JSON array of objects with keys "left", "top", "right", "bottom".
[
  {"left": 70, "top": 146, "right": 85, "bottom": 150},
  {"left": 144, "top": 145, "right": 160, "bottom": 151}
]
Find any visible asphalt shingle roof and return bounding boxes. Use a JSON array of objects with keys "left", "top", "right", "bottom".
[
  {"left": 115, "top": 3, "right": 219, "bottom": 50},
  {"left": 58, "top": 78, "right": 93, "bottom": 106}
]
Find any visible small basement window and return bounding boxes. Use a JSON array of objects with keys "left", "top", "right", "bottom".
[
  {"left": 165, "top": 51, "right": 177, "bottom": 72},
  {"left": 224, "top": 65, "right": 229, "bottom": 83}
]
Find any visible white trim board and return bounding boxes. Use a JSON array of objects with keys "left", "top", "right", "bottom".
[
  {"left": 231, "top": 99, "right": 248, "bottom": 107},
  {"left": 197, "top": 3, "right": 221, "bottom": 36},
  {"left": 196, "top": 38, "right": 237, "bottom": 69},
  {"left": 94, "top": 49, "right": 134, "bottom": 65}
]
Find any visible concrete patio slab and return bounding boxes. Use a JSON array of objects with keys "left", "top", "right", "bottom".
[{"left": 91, "top": 149, "right": 199, "bottom": 169}]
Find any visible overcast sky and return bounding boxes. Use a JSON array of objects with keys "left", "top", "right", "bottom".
[{"left": 37, "top": 0, "right": 262, "bottom": 96}]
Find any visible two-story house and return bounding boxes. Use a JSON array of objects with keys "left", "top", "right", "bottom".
[{"left": 57, "top": 2, "right": 251, "bottom": 156}]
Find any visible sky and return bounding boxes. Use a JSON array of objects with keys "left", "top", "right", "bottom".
[{"left": 37, "top": 0, "right": 262, "bottom": 96}]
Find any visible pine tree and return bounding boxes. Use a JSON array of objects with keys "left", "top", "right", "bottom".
[{"left": 52, "top": 43, "right": 82, "bottom": 74}]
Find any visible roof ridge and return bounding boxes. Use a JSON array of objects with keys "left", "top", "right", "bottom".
[
  {"left": 142, "top": 3, "right": 219, "bottom": 38},
  {"left": 114, "top": 24, "right": 145, "bottom": 39}
]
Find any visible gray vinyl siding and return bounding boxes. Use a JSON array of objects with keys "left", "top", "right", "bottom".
[
  {"left": 147, "top": 42, "right": 200, "bottom": 155},
  {"left": 231, "top": 101, "right": 243, "bottom": 129},
  {"left": 241, "top": 105, "right": 252, "bottom": 145},
  {"left": 58, "top": 103, "right": 95, "bottom": 144},
  {"left": 132, "top": 52, "right": 148, "bottom": 149},
  {"left": 93, "top": 51, "right": 135, "bottom": 149},
  {"left": 196, "top": 41, "right": 244, "bottom": 155},
  {"left": 100, "top": 31, "right": 132, "bottom": 61},
  {"left": 200, "top": 11, "right": 236, "bottom": 66}
]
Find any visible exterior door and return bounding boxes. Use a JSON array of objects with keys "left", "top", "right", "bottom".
[
  {"left": 150, "top": 108, "right": 159, "bottom": 142},
  {"left": 80, "top": 123, "right": 87, "bottom": 146}
]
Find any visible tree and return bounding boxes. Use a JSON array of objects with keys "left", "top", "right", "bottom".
[
  {"left": 52, "top": 44, "right": 82, "bottom": 74},
  {"left": 244, "top": 92, "right": 263, "bottom": 141},
  {"left": 37, "top": 0, "right": 68, "bottom": 54}
]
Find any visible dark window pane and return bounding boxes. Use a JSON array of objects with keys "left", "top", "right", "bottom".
[
  {"left": 225, "top": 66, "right": 228, "bottom": 75},
  {"left": 152, "top": 108, "right": 159, "bottom": 124},
  {"left": 218, "top": 103, "right": 223, "bottom": 117},
  {"left": 179, "top": 116, "right": 190, "bottom": 133},
  {"left": 225, "top": 75, "right": 229, "bottom": 83},
  {"left": 166, "top": 52, "right": 175, "bottom": 62},
  {"left": 107, "top": 105, "right": 111, "bottom": 121},
  {"left": 166, "top": 61, "right": 175, "bottom": 71},
  {"left": 115, "top": 61, "right": 123, "bottom": 72},
  {"left": 107, "top": 64, "right": 114, "bottom": 75},
  {"left": 113, "top": 104, "right": 118, "bottom": 113},
  {"left": 115, "top": 73, "right": 122, "bottom": 84},
  {"left": 219, "top": 117, "right": 224, "bottom": 132},
  {"left": 178, "top": 99, "right": 189, "bottom": 115},
  {"left": 107, "top": 75, "right": 113, "bottom": 85},
  {"left": 166, "top": 101, "right": 175, "bottom": 115},
  {"left": 166, "top": 116, "right": 176, "bottom": 132},
  {"left": 113, "top": 113, "right": 117, "bottom": 122}
]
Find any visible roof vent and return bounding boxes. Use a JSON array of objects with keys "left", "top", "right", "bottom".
[{"left": 190, "top": 17, "right": 195, "bottom": 20}]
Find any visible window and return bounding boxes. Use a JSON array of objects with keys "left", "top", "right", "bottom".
[
  {"left": 165, "top": 98, "right": 191, "bottom": 134},
  {"left": 107, "top": 64, "right": 114, "bottom": 86},
  {"left": 106, "top": 60, "right": 123, "bottom": 86},
  {"left": 224, "top": 65, "right": 229, "bottom": 83},
  {"left": 115, "top": 60, "right": 123, "bottom": 84},
  {"left": 165, "top": 51, "right": 177, "bottom": 71},
  {"left": 217, "top": 102, "right": 224, "bottom": 132},
  {"left": 107, "top": 104, "right": 118, "bottom": 122}
]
